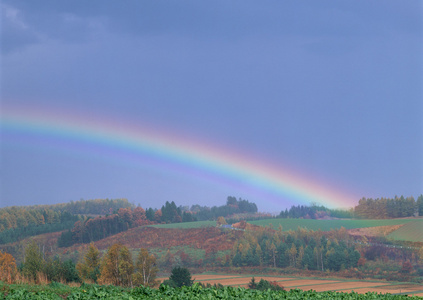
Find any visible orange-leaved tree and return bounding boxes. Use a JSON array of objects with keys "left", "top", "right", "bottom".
[
  {"left": 0, "top": 250, "right": 17, "bottom": 284},
  {"left": 99, "top": 243, "right": 134, "bottom": 287}
]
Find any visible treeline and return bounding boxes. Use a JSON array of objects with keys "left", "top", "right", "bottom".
[
  {"left": 58, "top": 207, "right": 152, "bottom": 247},
  {"left": 54, "top": 198, "right": 133, "bottom": 215},
  {"left": 279, "top": 205, "right": 353, "bottom": 219},
  {"left": 278, "top": 195, "right": 423, "bottom": 220},
  {"left": 0, "top": 198, "right": 133, "bottom": 233},
  {"left": 0, "top": 220, "right": 78, "bottom": 245},
  {"left": 147, "top": 201, "right": 197, "bottom": 223},
  {"left": 0, "top": 208, "right": 76, "bottom": 233},
  {"left": 191, "top": 196, "right": 258, "bottom": 221},
  {"left": 0, "top": 208, "right": 80, "bottom": 244},
  {"left": 152, "top": 197, "right": 258, "bottom": 223},
  {"left": 230, "top": 227, "right": 360, "bottom": 272},
  {"left": 354, "top": 195, "right": 423, "bottom": 219}
]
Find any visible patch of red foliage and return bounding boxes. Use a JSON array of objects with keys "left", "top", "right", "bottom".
[{"left": 68, "top": 227, "right": 242, "bottom": 253}]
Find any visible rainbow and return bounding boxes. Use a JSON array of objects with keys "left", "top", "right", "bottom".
[{"left": 1, "top": 106, "right": 358, "bottom": 209}]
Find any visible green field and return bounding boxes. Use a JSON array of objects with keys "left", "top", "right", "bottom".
[
  {"left": 387, "top": 221, "right": 423, "bottom": 242},
  {"left": 250, "top": 218, "right": 423, "bottom": 232},
  {"left": 147, "top": 218, "right": 423, "bottom": 242},
  {"left": 149, "top": 220, "right": 216, "bottom": 229}
]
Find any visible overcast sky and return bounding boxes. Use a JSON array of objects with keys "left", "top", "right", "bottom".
[{"left": 1, "top": 0, "right": 422, "bottom": 212}]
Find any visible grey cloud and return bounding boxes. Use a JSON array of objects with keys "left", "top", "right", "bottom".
[
  {"left": 1, "top": 3, "right": 42, "bottom": 54},
  {"left": 4, "top": 0, "right": 418, "bottom": 49}
]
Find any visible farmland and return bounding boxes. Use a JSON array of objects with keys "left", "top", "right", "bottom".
[
  {"left": 2, "top": 280, "right": 423, "bottom": 299},
  {"left": 387, "top": 221, "right": 423, "bottom": 242},
  {"left": 186, "top": 273, "right": 423, "bottom": 296},
  {"left": 1, "top": 200, "right": 423, "bottom": 298},
  {"left": 149, "top": 220, "right": 216, "bottom": 229},
  {"left": 250, "top": 218, "right": 423, "bottom": 233},
  {"left": 149, "top": 217, "right": 423, "bottom": 242},
  {"left": 149, "top": 217, "right": 423, "bottom": 232}
]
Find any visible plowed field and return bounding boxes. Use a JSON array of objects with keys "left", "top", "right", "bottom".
[{"left": 180, "top": 274, "right": 423, "bottom": 296}]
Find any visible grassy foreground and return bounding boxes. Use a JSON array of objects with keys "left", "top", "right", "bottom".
[{"left": 1, "top": 282, "right": 422, "bottom": 299}]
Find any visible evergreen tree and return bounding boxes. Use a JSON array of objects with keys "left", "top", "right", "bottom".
[
  {"left": 417, "top": 195, "right": 423, "bottom": 216},
  {"left": 168, "top": 266, "right": 193, "bottom": 287}
]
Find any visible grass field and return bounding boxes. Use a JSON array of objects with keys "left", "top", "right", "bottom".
[
  {"left": 149, "top": 218, "right": 423, "bottom": 231},
  {"left": 249, "top": 218, "right": 423, "bottom": 232},
  {"left": 387, "top": 221, "right": 423, "bottom": 242},
  {"left": 149, "top": 220, "right": 216, "bottom": 229},
  {"left": 147, "top": 218, "right": 423, "bottom": 242}
]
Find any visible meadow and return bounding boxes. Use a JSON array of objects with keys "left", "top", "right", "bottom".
[
  {"left": 249, "top": 218, "right": 423, "bottom": 232},
  {"left": 149, "top": 220, "right": 216, "bottom": 229},
  {"left": 387, "top": 221, "right": 423, "bottom": 242},
  {"left": 148, "top": 218, "right": 423, "bottom": 242}
]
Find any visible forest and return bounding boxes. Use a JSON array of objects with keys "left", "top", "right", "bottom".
[{"left": 0, "top": 199, "right": 133, "bottom": 245}]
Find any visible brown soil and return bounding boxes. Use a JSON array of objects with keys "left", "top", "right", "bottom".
[
  {"left": 297, "top": 281, "right": 390, "bottom": 292},
  {"left": 189, "top": 274, "right": 423, "bottom": 296},
  {"left": 279, "top": 279, "right": 342, "bottom": 288},
  {"left": 351, "top": 287, "right": 423, "bottom": 295}
]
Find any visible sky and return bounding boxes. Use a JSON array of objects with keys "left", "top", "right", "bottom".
[{"left": 1, "top": 0, "right": 422, "bottom": 213}]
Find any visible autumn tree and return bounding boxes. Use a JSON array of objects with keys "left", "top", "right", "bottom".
[
  {"left": 99, "top": 243, "right": 134, "bottom": 286},
  {"left": 118, "top": 246, "right": 134, "bottom": 287},
  {"left": 77, "top": 242, "right": 101, "bottom": 283},
  {"left": 216, "top": 216, "right": 227, "bottom": 226},
  {"left": 0, "top": 250, "right": 17, "bottom": 284},
  {"left": 133, "top": 248, "right": 158, "bottom": 287}
]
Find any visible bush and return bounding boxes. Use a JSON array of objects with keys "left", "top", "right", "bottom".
[{"left": 248, "top": 277, "right": 284, "bottom": 291}]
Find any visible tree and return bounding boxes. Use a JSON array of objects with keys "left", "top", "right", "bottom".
[
  {"left": 146, "top": 208, "right": 155, "bottom": 221},
  {"left": 22, "top": 240, "right": 43, "bottom": 282},
  {"left": 99, "top": 243, "right": 134, "bottom": 286},
  {"left": 167, "top": 266, "right": 193, "bottom": 287},
  {"left": 248, "top": 277, "right": 257, "bottom": 289},
  {"left": 0, "top": 250, "right": 17, "bottom": 284},
  {"left": 216, "top": 216, "right": 227, "bottom": 226},
  {"left": 417, "top": 195, "right": 423, "bottom": 216},
  {"left": 226, "top": 196, "right": 237, "bottom": 207},
  {"left": 118, "top": 246, "right": 134, "bottom": 287},
  {"left": 133, "top": 248, "right": 158, "bottom": 287},
  {"left": 77, "top": 242, "right": 101, "bottom": 283}
]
